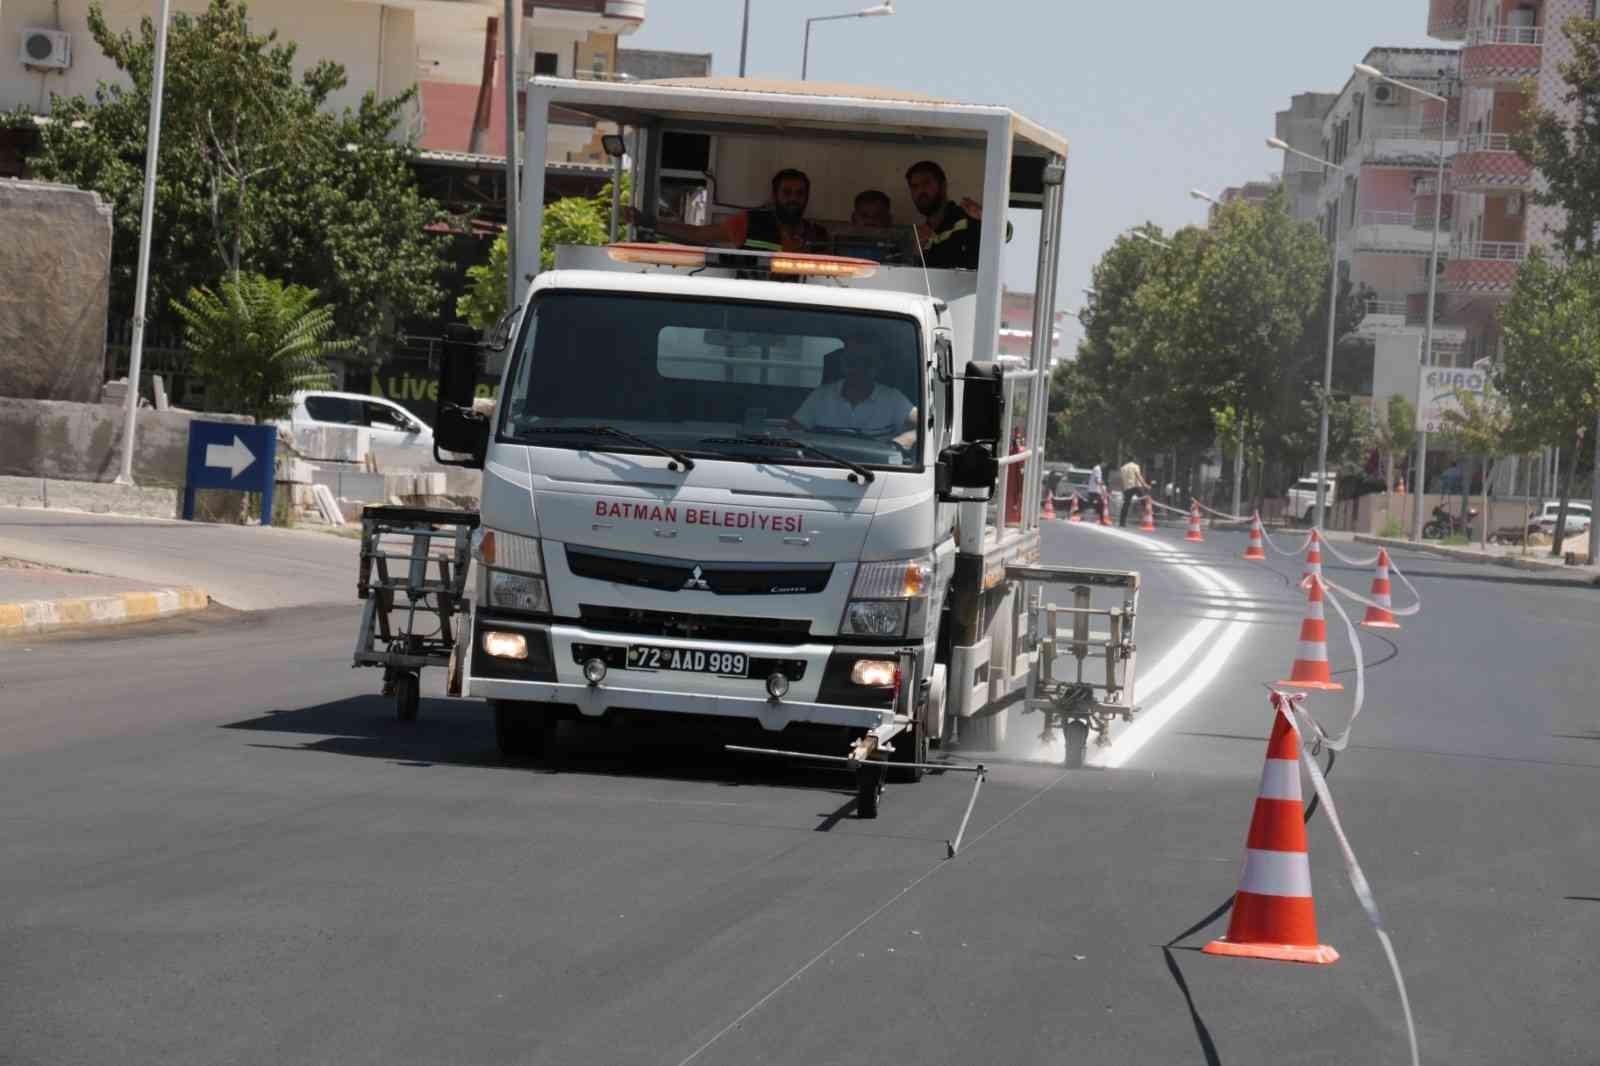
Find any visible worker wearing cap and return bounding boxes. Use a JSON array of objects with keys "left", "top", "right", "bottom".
[{"left": 630, "top": 168, "right": 828, "bottom": 252}]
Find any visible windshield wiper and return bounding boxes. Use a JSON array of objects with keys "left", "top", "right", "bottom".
[
  {"left": 517, "top": 424, "right": 695, "bottom": 471},
  {"left": 699, "top": 435, "right": 875, "bottom": 484}
]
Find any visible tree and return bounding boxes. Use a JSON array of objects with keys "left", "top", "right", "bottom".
[
  {"left": 1496, "top": 251, "right": 1600, "bottom": 557},
  {"left": 1512, "top": 15, "right": 1600, "bottom": 257},
  {"left": 26, "top": 0, "right": 446, "bottom": 357},
  {"left": 456, "top": 180, "right": 625, "bottom": 331},
  {"left": 171, "top": 272, "right": 349, "bottom": 422},
  {"left": 1364, "top": 394, "right": 1418, "bottom": 529},
  {"left": 1438, "top": 384, "right": 1517, "bottom": 549}
]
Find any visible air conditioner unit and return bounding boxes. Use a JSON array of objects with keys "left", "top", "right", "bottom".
[
  {"left": 20, "top": 28, "right": 71, "bottom": 70},
  {"left": 1373, "top": 83, "right": 1397, "bottom": 106}
]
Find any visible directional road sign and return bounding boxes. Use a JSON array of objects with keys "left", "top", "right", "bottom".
[{"left": 183, "top": 420, "right": 278, "bottom": 525}]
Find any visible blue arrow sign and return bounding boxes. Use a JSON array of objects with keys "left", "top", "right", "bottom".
[{"left": 183, "top": 420, "right": 278, "bottom": 525}]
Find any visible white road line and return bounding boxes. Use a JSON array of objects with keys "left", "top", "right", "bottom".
[{"left": 1063, "top": 526, "right": 1255, "bottom": 769}]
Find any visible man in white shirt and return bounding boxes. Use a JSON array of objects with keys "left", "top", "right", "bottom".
[
  {"left": 1086, "top": 461, "right": 1106, "bottom": 521},
  {"left": 790, "top": 346, "right": 915, "bottom": 443}
]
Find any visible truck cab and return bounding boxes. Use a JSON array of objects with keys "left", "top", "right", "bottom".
[{"left": 434, "top": 78, "right": 1138, "bottom": 799}]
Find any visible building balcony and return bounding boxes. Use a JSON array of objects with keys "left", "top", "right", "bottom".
[
  {"left": 1440, "top": 240, "right": 1527, "bottom": 296},
  {"left": 524, "top": 0, "right": 646, "bottom": 31},
  {"left": 1353, "top": 210, "right": 1451, "bottom": 255},
  {"left": 1411, "top": 177, "right": 1454, "bottom": 229},
  {"left": 1460, "top": 25, "right": 1543, "bottom": 86},
  {"left": 1427, "top": 0, "right": 1469, "bottom": 40},
  {"left": 1357, "top": 124, "right": 1457, "bottom": 166},
  {"left": 1419, "top": 96, "right": 1461, "bottom": 139},
  {"left": 1451, "top": 132, "right": 1533, "bottom": 192}
]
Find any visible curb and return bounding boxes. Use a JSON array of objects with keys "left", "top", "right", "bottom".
[
  {"left": 1354, "top": 535, "right": 1600, "bottom": 587},
  {"left": 0, "top": 586, "right": 210, "bottom": 637}
]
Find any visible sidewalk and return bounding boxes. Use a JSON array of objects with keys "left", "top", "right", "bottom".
[
  {"left": 1354, "top": 534, "right": 1600, "bottom": 586},
  {"left": 0, "top": 506, "right": 359, "bottom": 611},
  {"left": 0, "top": 559, "right": 207, "bottom": 637}
]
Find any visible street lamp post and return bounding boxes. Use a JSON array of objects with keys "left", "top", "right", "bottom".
[
  {"left": 114, "top": 0, "right": 175, "bottom": 486},
  {"left": 802, "top": 2, "right": 892, "bottom": 80},
  {"left": 1269, "top": 135, "right": 1344, "bottom": 531},
  {"left": 739, "top": 0, "right": 751, "bottom": 76},
  {"left": 1356, "top": 63, "right": 1450, "bottom": 542}
]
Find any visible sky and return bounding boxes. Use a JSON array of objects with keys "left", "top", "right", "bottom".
[{"left": 623, "top": 0, "right": 1440, "bottom": 353}]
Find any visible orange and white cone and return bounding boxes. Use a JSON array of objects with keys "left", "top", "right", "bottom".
[
  {"left": 1243, "top": 512, "right": 1267, "bottom": 560},
  {"left": 1140, "top": 495, "right": 1156, "bottom": 533},
  {"left": 1043, "top": 493, "right": 1056, "bottom": 521},
  {"left": 1100, "top": 492, "right": 1113, "bottom": 526},
  {"left": 1185, "top": 502, "right": 1204, "bottom": 542},
  {"left": 1069, "top": 494, "right": 1081, "bottom": 523},
  {"left": 1302, "top": 529, "right": 1324, "bottom": 585},
  {"left": 1360, "top": 549, "right": 1402, "bottom": 630},
  {"left": 1279, "top": 574, "right": 1343, "bottom": 692},
  {"left": 1203, "top": 697, "right": 1340, "bottom": 966}
]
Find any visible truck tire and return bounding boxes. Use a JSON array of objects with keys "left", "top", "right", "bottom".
[
  {"left": 494, "top": 700, "right": 548, "bottom": 761},
  {"left": 888, "top": 722, "right": 927, "bottom": 783},
  {"left": 1062, "top": 720, "right": 1089, "bottom": 769}
]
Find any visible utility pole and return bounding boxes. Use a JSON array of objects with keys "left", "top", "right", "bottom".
[
  {"left": 739, "top": 0, "right": 751, "bottom": 76},
  {"left": 502, "top": 0, "right": 519, "bottom": 315}
]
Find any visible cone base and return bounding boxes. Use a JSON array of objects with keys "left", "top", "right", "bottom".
[
  {"left": 1202, "top": 938, "right": 1340, "bottom": 966},
  {"left": 1185, "top": 533, "right": 1204, "bottom": 542},
  {"left": 1140, "top": 524, "right": 1156, "bottom": 533},
  {"left": 1360, "top": 618, "right": 1401, "bottom": 630},
  {"left": 1278, "top": 677, "right": 1345, "bottom": 692},
  {"left": 1242, "top": 549, "right": 1266, "bottom": 560}
]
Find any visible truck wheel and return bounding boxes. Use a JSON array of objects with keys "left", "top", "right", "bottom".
[
  {"left": 855, "top": 761, "right": 885, "bottom": 818},
  {"left": 494, "top": 700, "right": 548, "bottom": 761},
  {"left": 1062, "top": 720, "right": 1089, "bottom": 769},
  {"left": 394, "top": 673, "right": 420, "bottom": 723},
  {"left": 888, "top": 722, "right": 927, "bottom": 783}
]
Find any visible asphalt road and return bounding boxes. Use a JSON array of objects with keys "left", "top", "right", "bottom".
[{"left": 2, "top": 520, "right": 1596, "bottom": 1065}]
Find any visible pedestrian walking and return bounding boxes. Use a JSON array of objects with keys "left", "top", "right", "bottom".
[
  {"left": 1086, "top": 461, "right": 1107, "bottom": 522},
  {"left": 1118, "top": 458, "right": 1151, "bottom": 527}
]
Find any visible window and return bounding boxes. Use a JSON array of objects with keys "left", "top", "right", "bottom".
[
  {"left": 364, "top": 402, "right": 416, "bottom": 431},
  {"left": 304, "top": 395, "right": 364, "bottom": 425},
  {"left": 533, "top": 51, "right": 558, "bottom": 76},
  {"left": 591, "top": 52, "right": 608, "bottom": 76}
]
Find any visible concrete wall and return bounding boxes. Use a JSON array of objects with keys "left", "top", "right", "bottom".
[
  {"left": 0, "top": 180, "right": 110, "bottom": 402},
  {"left": 1, "top": 0, "right": 419, "bottom": 131},
  {"left": 0, "top": 396, "right": 250, "bottom": 486}
]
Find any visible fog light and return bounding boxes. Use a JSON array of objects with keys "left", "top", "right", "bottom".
[
  {"left": 482, "top": 630, "right": 528, "bottom": 660},
  {"left": 765, "top": 672, "right": 790, "bottom": 700},
  {"left": 849, "top": 659, "right": 897, "bottom": 687},
  {"left": 583, "top": 657, "right": 608, "bottom": 685}
]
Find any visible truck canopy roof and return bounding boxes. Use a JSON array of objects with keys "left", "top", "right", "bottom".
[{"left": 533, "top": 268, "right": 939, "bottom": 319}]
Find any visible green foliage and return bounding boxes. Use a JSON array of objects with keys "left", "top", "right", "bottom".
[
  {"left": 26, "top": 0, "right": 446, "bottom": 358},
  {"left": 456, "top": 178, "right": 627, "bottom": 331},
  {"left": 171, "top": 271, "right": 349, "bottom": 422},
  {"left": 1497, "top": 251, "right": 1600, "bottom": 450},
  {"left": 1511, "top": 16, "right": 1600, "bottom": 257},
  {"left": 1380, "top": 516, "right": 1406, "bottom": 538},
  {"left": 1438, "top": 383, "right": 1516, "bottom": 460}
]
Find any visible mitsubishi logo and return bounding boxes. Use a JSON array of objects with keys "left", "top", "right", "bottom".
[{"left": 683, "top": 565, "right": 711, "bottom": 591}]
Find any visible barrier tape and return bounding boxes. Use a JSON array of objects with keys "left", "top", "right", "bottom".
[
  {"left": 1317, "top": 537, "right": 1380, "bottom": 569},
  {"left": 1149, "top": 498, "right": 1196, "bottom": 517},
  {"left": 1273, "top": 691, "right": 1421, "bottom": 1066},
  {"left": 1262, "top": 527, "right": 1315, "bottom": 557},
  {"left": 1194, "top": 500, "right": 1253, "bottom": 523}
]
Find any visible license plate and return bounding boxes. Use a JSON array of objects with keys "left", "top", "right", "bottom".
[{"left": 627, "top": 645, "right": 751, "bottom": 677}]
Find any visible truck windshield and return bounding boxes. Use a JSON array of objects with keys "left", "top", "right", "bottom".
[{"left": 499, "top": 291, "right": 923, "bottom": 470}]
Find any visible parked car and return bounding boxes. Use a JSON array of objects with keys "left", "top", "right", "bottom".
[
  {"left": 1285, "top": 473, "right": 1338, "bottom": 525},
  {"left": 1527, "top": 500, "right": 1592, "bottom": 537},
  {"left": 1048, "top": 465, "right": 1121, "bottom": 517},
  {"left": 281, "top": 391, "right": 435, "bottom": 453}
]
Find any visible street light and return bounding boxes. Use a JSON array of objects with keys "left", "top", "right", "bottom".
[
  {"left": 802, "top": 2, "right": 893, "bottom": 81},
  {"left": 1268, "top": 134, "right": 1344, "bottom": 531},
  {"left": 1131, "top": 230, "right": 1172, "bottom": 251},
  {"left": 1189, "top": 188, "right": 1220, "bottom": 206},
  {"left": 1356, "top": 62, "right": 1450, "bottom": 543},
  {"left": 739, "top": 0, "right": 751, "bottom": 76}
]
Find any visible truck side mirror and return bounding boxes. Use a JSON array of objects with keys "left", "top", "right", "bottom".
[
  {"left": 434, "top": 323, "right": 489, "bottom": 469},
  {"left": 935, "top": 442, "right": 999, "bottom": 502},
  {"left": 960, "top": 361, "right": 1005, "bottom": 444}
]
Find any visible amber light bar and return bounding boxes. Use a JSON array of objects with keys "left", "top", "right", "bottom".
[{"left": 606, "top": 243, "right": 878, "bottom": 279}]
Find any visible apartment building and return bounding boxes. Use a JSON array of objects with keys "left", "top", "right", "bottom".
[
  {"left": 1426, "top": 0, "right": 1586, "bottom": 369},
  {"left": 1275, "top": 91, "right": 1340, "bottom": 223},
  {"left": 1312, "top": 47, "right": 1464, "bottom": 404}
]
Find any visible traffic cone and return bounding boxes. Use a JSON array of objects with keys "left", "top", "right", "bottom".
[
  {"left": 1185, "top": 502, "right": 1204, "bottom": 542},
  {"left": 1360, "top": 549, "right": 1402, "bottom": 630},
  {"left": 1140, "top": 495, "right": 1156, "bottom": 533},
  {"left": 1302, "top": 530, "right": 1324, "bottom": 585},
  {"left": 1203, "top": 697, "right": 1340, "bottom": 966},
  {"left": 1279, "top": 575, "right": 1343, "bottom": 692},
  {"left": 1099, "top": 492, "right": 1113, "bottom": 526},
  {"left": 1243, "top": 512, "right": 1267, "bottom": 560},
  {"left": 1042, "top": 492, "right": 1056, "bottom": 521},
  {"left": 1069, "top": 495, "right": 1081, "bottom": 523}
]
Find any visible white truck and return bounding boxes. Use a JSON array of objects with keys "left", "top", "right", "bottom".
[{"left": 431, "top": 78, "right": 1140, "bottom": 812}]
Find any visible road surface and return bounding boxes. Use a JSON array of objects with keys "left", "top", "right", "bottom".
[{"left": 2, "top": 521, "right": 1596, "bottom": 1065}]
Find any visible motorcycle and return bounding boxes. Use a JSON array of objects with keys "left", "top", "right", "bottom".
[{"left": 1423, "top": 504, "right": 1478, "bottom": 540}]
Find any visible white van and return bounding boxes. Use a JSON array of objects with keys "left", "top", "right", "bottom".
[{"left": 284, "top": 391, "right": 434, "bottom": 453}]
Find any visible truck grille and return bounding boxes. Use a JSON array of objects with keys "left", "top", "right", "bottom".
[
  {"left": 578, "top": 605, "right": 813, "bottom": 645},
  {"left": 566, "top": 547, "right": 833, "bottom": 596}
]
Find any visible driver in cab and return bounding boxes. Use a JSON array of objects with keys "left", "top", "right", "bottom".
[{"left": 788, "top": 345, "right": 917, "bottom": 447}]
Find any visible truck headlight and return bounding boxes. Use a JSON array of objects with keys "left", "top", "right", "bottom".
[
  {"left": 488, "top": 570, "right": 550, "bottom": 614},
  {"left": 840, "top": 553, "right": 933, "bottom": 638}
]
